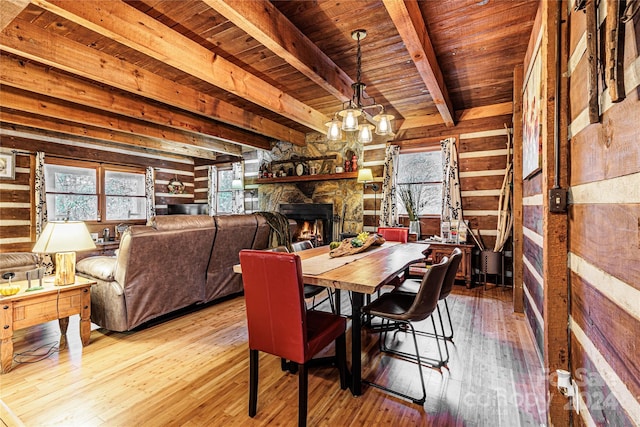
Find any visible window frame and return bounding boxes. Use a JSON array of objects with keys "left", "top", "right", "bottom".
[
  {"left": 396, "top": 145, "right": 444, "bottom": 219},
  {"left": 215, "top": 166, "right": 234, "bottom": 214},
  {"left": 44, "top": 157, "right": 147, "bottom": 224}
]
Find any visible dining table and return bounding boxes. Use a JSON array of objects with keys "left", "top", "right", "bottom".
[{"left": 234, "top": 241, "right": 428, "bottom": 396}]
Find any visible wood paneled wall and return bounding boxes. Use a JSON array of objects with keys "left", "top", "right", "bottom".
[
  {"left": 566, "top": 0, "right": 640, "bottom": 424},
  {"left": 0, "top": 132, "right": 195, "bottom": 252}
]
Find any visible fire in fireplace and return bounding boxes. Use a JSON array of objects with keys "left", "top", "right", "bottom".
[{"left": 279, "top": 203, "right": 334, "bottom": 247}]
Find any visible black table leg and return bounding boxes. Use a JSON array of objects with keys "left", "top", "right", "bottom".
[{"left": 350, "top": 291, "right": 363, "bottom": 396}]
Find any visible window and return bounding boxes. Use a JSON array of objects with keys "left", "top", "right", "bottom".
[
  {"left": 216, "top": 168, "right": 234, "bottom": 213},
  {"left": 45, "top": 159, "right": 146, "bottom": 222},
  {"left": 396, "top": 150, "right": 443, "bottom": 216}
]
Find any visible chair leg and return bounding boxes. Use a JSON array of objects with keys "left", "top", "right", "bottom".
[
  {"left": 326, "top": 289, "right": 336, "bottom": 314},
  {"left": 249, "top": 349, "right": 259, "bottom": 417},
  {"left": 443, "top": 299, "right": 454, "bottom": 341},
  {"left": 364, "top": 320, "right": 427, "bottom": 405},
  {"left": 298, "top": 363, "right": 308, "bottom": 427},
  {"left": 335, "top": 333, "right": 348, "bottom": 390}
]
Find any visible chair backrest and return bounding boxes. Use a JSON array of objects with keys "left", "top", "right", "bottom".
[
  {"left": 266, "top": 246, "right": 290, "bottom": 253},
  {"left": 291, "top": 240, "right": 314, "bottom": 252},
  {"left": 376, "top": 227, "right": 409, "bottom": 243},
  {"left": 405, "top": 256, "right": 450, "bottom": 321},
  {"left": 439, "top": 248, "right": 462, "bottom": 300},
  {"left": 239, "top": 249, "right": 308, "bottom": 364}
]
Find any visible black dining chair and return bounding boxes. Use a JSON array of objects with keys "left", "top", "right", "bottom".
[
  {"left": 361, "top": 256, "right": 450, "bottom": 405},
  {"left": 291, "top": 240, "right": 336, "bottom": 314},
  {"left": 393, "top": 247, "right": 462, "bottom": 363}
]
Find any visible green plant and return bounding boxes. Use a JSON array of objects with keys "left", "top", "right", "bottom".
[{"left": 398, "top": 184, "right": 426, "bottom": 221}]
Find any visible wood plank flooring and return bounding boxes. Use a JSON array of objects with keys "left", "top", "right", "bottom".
[{"left": 0, "top": 284, "right": 546, "bottom": 426}]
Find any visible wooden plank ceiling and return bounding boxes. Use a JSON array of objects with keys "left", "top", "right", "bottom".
[{"left": 0, "top": 0, "right": 538, "bottom": 160}]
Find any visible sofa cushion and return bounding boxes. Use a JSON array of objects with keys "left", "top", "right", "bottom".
[
  {"left": 0, "top": 252, "right": 38, "bottom": 269},
  {"left": 149, "top": 214, "right": 214, "bottom": 231},
  {"left": 77, "top": 256, "right": 117, "bottom": 282}
]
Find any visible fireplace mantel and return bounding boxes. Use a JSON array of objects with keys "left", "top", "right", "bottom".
[{"left": 256, "top": 171, "right": 358, "bottom": 184}]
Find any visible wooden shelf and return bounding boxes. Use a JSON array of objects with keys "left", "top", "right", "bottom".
[{"left": 256, "top": 171, "right": 358, "bottom": 184}]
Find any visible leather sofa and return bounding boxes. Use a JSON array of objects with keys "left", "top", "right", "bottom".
[
  {"left": 77, "top": 213, "right": 283, "bottom": 332},
  {"left": 0, "top": 252, "right": 39, "bottom": 282}
]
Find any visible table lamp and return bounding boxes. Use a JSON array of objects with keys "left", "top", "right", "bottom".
[
  {"left": 357, "top": 168, "right": 379, "bottom": 229},
  {"left": 32, "top": 221, "right": 96, "bottom": 286}
]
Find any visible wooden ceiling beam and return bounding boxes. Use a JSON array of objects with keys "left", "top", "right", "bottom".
[
  {"left": 0, "top": 86, "right": 242, "bottom": 157},
  {"left": 203, "top": 0, "right": 353, "bottom": 104},
  {"left": 398, "top": 102, "right": 513, "bottom": 131},
  {"left": 383, "top": 0, "right": 455, "bottom": 127},
  {"left": 1, "top": 113, "right": 219, "bottom": 161},
  {"left": 0, "top": 17, "right": 304, "bottom": 146},
  {"left": 33, "top": 0, "right": 328, "bottom": 133},
  {"left": 0, "top": 54, "right": 271, "bottom": 151},
  {"left": 0, "top": 0, "right": 28, "bottom": 30}
]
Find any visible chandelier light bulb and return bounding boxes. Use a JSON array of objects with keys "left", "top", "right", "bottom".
[
  {"left": 357, "top": 123, "right": 374, "bottom": 143},
  {"left": 325, "top": 119, "right": 342, "bottom": 141},
  {"left": 374, "top": 114, "right": 394, "bottom": 135},
  {"left": 340, "top": 109, "right": 360, "bottom": 131}
]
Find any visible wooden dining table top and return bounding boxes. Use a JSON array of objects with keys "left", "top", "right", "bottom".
[{"left": 234, "top": 242, "right": 427, "bottom": 295}]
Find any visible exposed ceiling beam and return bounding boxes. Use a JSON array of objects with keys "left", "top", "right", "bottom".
[
  {"left": 0, "top": 17, "right": 304, "bottom": 145},
  {"left": 1, "top": 113, "right": 219, "bottom": 160},
  {"left": 203, "top": 0, "right": 353, "bottom": 104},
  {"left": 0, "top": 0, "right": 28, "bottom": 30},
  {"left": 383, "top": 0, "right": 455, "bottom": 127},
  {"left": 1, "top": 86, "right": 242, "bottom": 156},
  {"left": 0, "top": 54, "right": 271, "bottom": 151},
  {"left": 398, "top": 102, "right": 513, "bottom": 131},
  {"left": 32, "top": 0, "right": 328, "bottom": 133}
]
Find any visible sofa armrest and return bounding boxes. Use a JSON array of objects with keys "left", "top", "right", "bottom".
[{"left": 77, "top": 256, "right": 117, "bottom": 283}]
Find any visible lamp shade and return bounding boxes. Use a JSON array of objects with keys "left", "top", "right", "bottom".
[
  {"left": 357, "top": 168, "right": 374, "bottom": 183},
  {"left": 32, "top": 221, "right": 96, "bottom": 254},
  {"left": 231, "top": 179, "right": 244, "bottom": 190},
  {"left": 325, "top": 118, "right": 342, "bottom": 141},
  {"left": 339, "top": 108, "right": 361, "bottom": 131}
]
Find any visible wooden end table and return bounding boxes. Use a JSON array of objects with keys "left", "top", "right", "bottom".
[{"left": 0, "top": 276, "right": 94, "bottom": 373}]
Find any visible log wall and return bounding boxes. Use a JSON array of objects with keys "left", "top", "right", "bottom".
[
  {"left": 0, "top": 131, "right": 195, "bottom": 252},
  {"left": 363, "top": 116, "right": 514, "bottom": 284},
  {"left": 566, "top": 0, "right": 640, "bottom": 424}
]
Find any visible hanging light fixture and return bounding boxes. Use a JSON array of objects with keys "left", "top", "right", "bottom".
[{"left": 327, "top": 29, "right": 395, "bottom": 143}]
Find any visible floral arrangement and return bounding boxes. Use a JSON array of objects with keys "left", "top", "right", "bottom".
[{"left": 398, "top": 184, "right": 427, "bottom": 221}]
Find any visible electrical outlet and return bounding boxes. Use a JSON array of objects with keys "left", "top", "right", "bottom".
[{"left": 549, "top": 188, "right": 567, "bottom": 213}]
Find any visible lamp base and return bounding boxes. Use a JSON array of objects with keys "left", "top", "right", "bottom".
[{"left": 54, "top": 252, "right": 76, "bottom": 286}]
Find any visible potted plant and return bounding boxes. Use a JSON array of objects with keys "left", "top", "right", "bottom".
[{"left": 398, "top": 184, "right": 426, "bottom": 237}]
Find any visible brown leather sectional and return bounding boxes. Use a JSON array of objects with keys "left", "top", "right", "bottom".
[{"left": 77, "top": 214, "right": 282, "bottom": 332}]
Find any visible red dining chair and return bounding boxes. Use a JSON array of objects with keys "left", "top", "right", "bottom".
[
  {"left": 239, "top": 249, "right": 347, "bottom": 427},
  {"left": 376, "top": 227, "right": 409, "bottom": 243},
  {"left": 362, "top": 256, "right": 449, "bottom": 405}
]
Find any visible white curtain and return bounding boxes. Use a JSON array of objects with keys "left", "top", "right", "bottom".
[
  {"left": 34, "top": 152, "right": 54, "bottom": 274},
  {"left": 145, "top": 166, "right": 156, "bottom": 220},
  {"left": 441, "top": 137, "right": 463, "bottom": 221},
  {"left": 379, "top": 145, "right": 400, "bottom": 227},
  {"left": 232, "top": 161, "right": 245, "bottom": 214},
  {"left": 208, "top": 165, "right": 218, "bottom": 216}
]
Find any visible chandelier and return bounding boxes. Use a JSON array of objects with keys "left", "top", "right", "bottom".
[{"left": 325, "top": 29, "right": 394, "bottom": 143}]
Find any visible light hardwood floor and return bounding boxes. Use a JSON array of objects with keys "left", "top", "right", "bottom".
[{"left": 0, "top": 284, "right": 546, "bottom": 426}]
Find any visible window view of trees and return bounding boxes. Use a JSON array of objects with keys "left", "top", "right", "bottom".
[
  {"left": 45, "top": 162, "right": 146, "bottom": 222},
  {"left": 105, "top": 171, "right": 146, "bottom": 220},
  {"left": 45, "top": 164, "right": 98, "bottom": 221},
  {"left": 396, "top": 150, "right": 443, "bottom": 216},
  {"left": 217, "top": 169, "right": 234, "bottom": 213}
]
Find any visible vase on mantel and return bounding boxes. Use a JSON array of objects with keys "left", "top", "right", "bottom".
[{"left": 409, "top": 220, "right": 420, "bottom": 239}]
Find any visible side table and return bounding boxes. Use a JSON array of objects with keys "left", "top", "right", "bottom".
[
  {"left": 416, "top": 241, "right": 475, "bottom": 288},
  {"left": 0, "top": 276, "right": 94, "bottom": 373}
]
